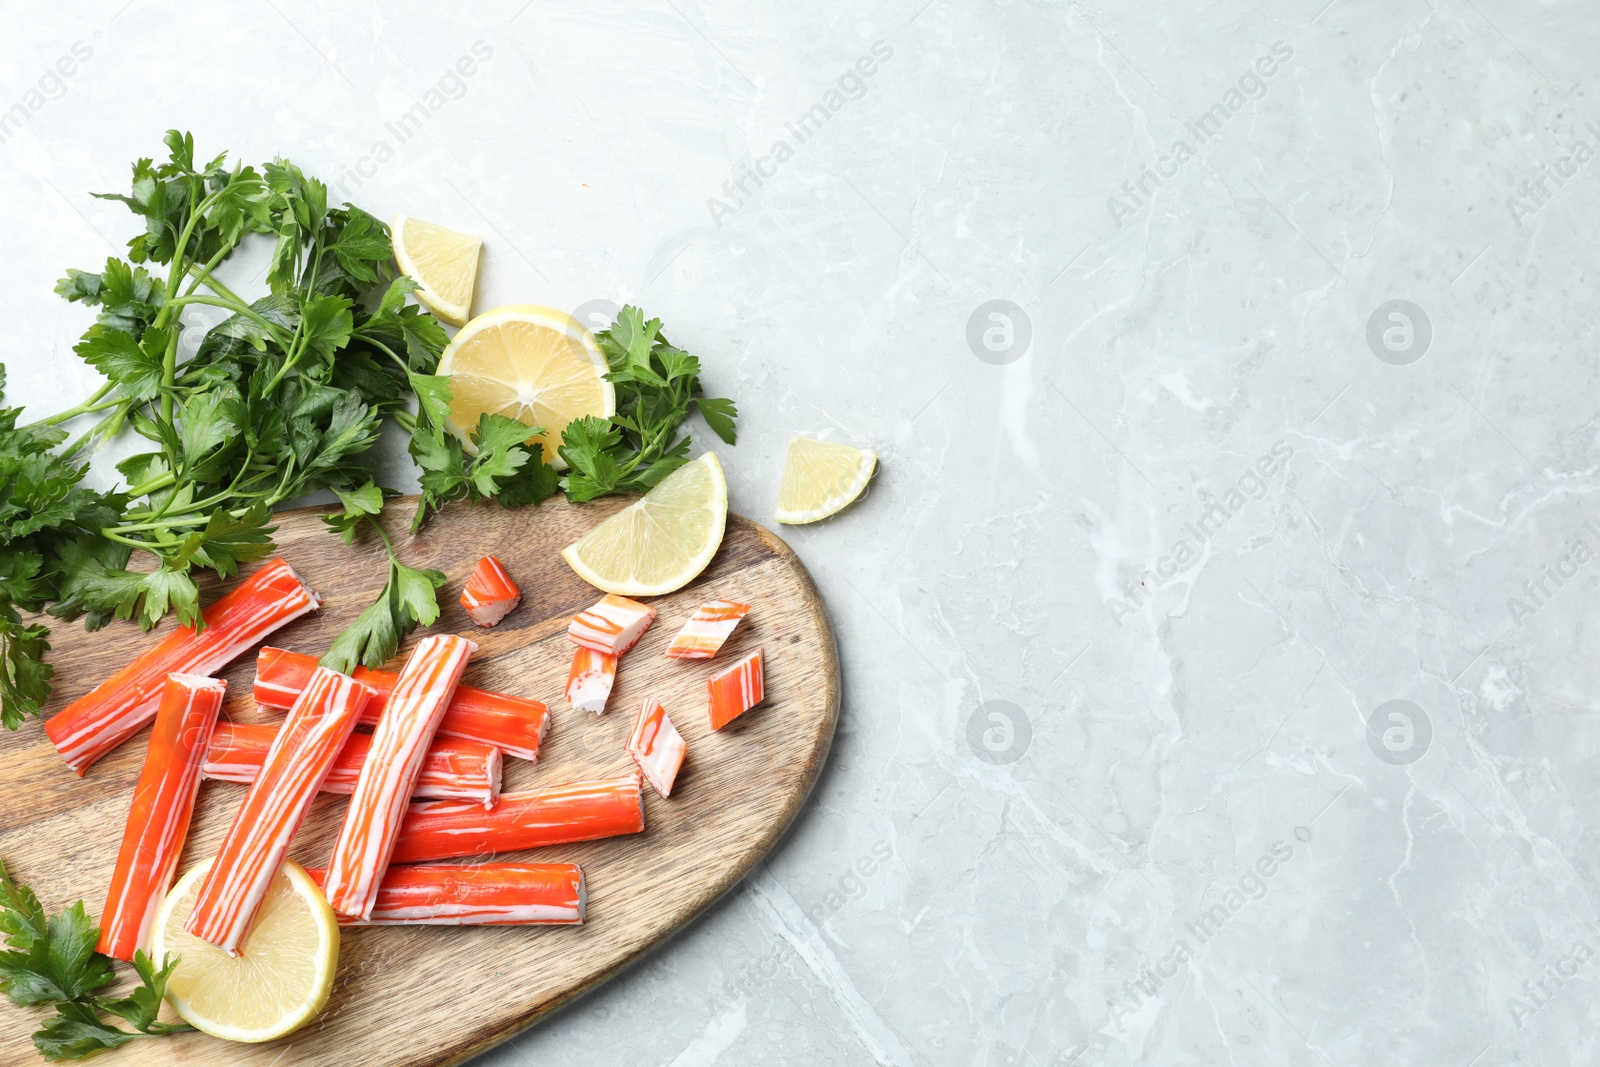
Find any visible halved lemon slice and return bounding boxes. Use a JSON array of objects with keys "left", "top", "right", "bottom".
[
  {"left": 150, "top": 859, "right": 339, "bottom": 1044},
  {"left": 775, "top": 436, "right": 876, "bottom": 524},
  {"left": 437, "top": 305, "right": 615, "bottom": 463},
  {"left": 392, "top": 214, "right": 481, "bottom": 326},
  {"left": 562, "top": 452, "right": 727, "bottom": 595}
]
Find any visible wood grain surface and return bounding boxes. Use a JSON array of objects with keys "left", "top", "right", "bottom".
[{"left": 0, "top": 495, "right": 839, "bottom": 1066}]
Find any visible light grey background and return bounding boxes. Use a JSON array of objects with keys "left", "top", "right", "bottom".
[{"left": 5, "top": 2, "right": 1600, "bottom": 1065}]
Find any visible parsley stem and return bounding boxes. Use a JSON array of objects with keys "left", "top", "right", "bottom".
[
  {"left": 158, "top": 320, "right": 179, "bottom": 425},
  {"left": 193, "top": 270, "right": 249, "bottom": 309},
  {"left": 125, "top": 454, "right": 259, "bottom": 522},
  {"left": 58, "top": 400, "right": 134, "bottom": 458},
  {"left": 261, "top": 238, "right": 327, "bottom": 393},
  {"left": 126, "top": 471, "right": 176, "bottom": 497},
  {"left": 22, "top": 382, "right": 116, "bottom": 428},
  {"left": 359, "top": 512, "right": 399, "bottom": 565},
  {"left": 182, "top": 243, "right": 235, "bottom": 299},
  {"left": 165, "top": 296, "right": 289, "bottom": 346},
  {"left": 112, "top": 515, "right": 210, "bottom": 533},
  {"left": 161, "top": 177, "right": 240, "bottom": 301},
  {"left": 100, "top": 529, "right": 165, "bottom": 550}
]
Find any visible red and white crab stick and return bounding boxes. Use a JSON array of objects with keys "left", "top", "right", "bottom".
[
  {"left": 568, "top": 594, "right": 656, "bottom": 656},
  {"left": 44, "top": 558, "right": 318, "bottom": 774},
  {"left": 304, "top": 863, "right": 585, "bottom": 926},
  {"left": 254, "top": 647, "right": 549, "bottom": 761},
  {"left": 204, "top": 721, "right": 501, "bottom": 806},
  {"left": 707, "top": 647, "right": 764, "bottom": 730},
  {"left": 97, "top": 674, "right": 226, "bottom": 961},
  {"left": 565, "top": 647, "right": 617, "bottom": 714},
  {"left": 628, "top": 697, "right": 686, "bottom": 798},
  {"left": 664, "top": 600, "right": 750, "bottom": 659},
  {"left": 460, "top": 555, "right": 521, "bottom": 627},
  {"left": 184, "top": 667, "right": 375, "bottom": 955},
  {"left": 390, "top": 773, "right": 645, "bottom": 863},
  {"left": 323, "top": 634, "right": 476, "bottom": 921}
]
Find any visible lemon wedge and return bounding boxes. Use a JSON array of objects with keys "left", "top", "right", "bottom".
[
  {"left": 391, "top": 214, "right": 481, "bottom": 326},
  {"left": 150, "top": 859, "right": 339, "bottom": 1044},
  {"left": 436, "top": 305, "right": 615, "bottom": 463},
  {"left": 562, "top": 452, "right": 727, "bottom": 595},
  {"left": 775, "top": 436, "right": 877, "bottom": 524}
]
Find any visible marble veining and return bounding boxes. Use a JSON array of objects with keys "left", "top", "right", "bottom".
[{"left": 5, "top": 1, "right": 1600, "bottom": 1064}]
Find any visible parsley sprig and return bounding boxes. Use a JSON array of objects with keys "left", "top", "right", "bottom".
[
  {"left": 561, "top": 306, "right": 738, "bottom": 501},
  {"left": 318, "top": 483, "right": 446, "bottom": 673},
  {"left": 0, "top": 861, "right": 190, "bottom": 1060},
  {"left": 49, "top": 133, "right": 448, "bottom": 635}
]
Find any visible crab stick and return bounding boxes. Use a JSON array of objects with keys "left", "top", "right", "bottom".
[
  {"left": 184, "top": 667, "right": 375, "bottom": 954},
  {"left": 390, "top": 773, "right": 644, "bottom": 863},
  {"left": 567, "top": 594, "right": 656, "bottom": 656},
  {"left": 44, "top": 558, "right": 318, "bottom": 774},
  {"left": 565, "top": 646, "right": 617, "bottom": 714},
  {"left": 707, "top": 647, "right": 764, "bottom": 730},
  {"left": 628, "top": 697, "right": 686, "bottom": 798},
  {"left": 664, "top": 600, "right": 750, "bottom": 659},
  {"left": 460, "top": 555, "right": 521, "bottom": 627},
  {"left": 204, "top": 721, "right": 500, "bottom": 806},
  {"left": 254, "top": 647, "right": 548, "bottom": 761},
  {"left": 97, "top": 674, "right": 226, "bottom": 961},
  {"left": 323, "top": 634, "right": 476, "bottom": 921},
  {"left": 305, "top": 864, "right": 585, "bottom": 926}
]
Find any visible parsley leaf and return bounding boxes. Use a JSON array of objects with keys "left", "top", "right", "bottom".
[
  {"left": 55, "top": 259, "right": 166, "bottom": 339},
  {"left": 72, "top": 328, "right": 165, "bottom": 404},
  {"left": 406, "top": 411, "right": 557, "bottom": 530},
  {"left": 0, "top": 613, "right": 51, "bottom": 731},
  {"left": 554, "top": 305, "right": 738, "bottom": 501},
  {"left": 0, "top": 862, "right": 192, "bottom": 1060},
  {"left": 319, "top": 513, "right": 445, "bottom": 673},
  {"left": 322, "top": 480, "right": 385, "bottom": 544}
]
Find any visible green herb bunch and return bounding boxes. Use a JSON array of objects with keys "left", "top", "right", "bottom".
[
  {"left": 0, "top": 130, "right": 740, "bottom": 726},
  {"left": 0, "top": 130, "right": 448, "bottom": 722}
]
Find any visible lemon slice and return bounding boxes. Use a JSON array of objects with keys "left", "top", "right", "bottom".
[
  {"left": 392, "top": 214, "right": 482, "bottom": 326},
  {"left": 562, "top": 452, "right": 728, "bottom": 595},
  {"left": 437, "top": 305, "right": 615, "bottom": 464},
  {"left": 775, "top": 436, "right": 877, "bottom": 524},
  {"left": 150, "top": 859, "right": 339, "bottom": 1044}
]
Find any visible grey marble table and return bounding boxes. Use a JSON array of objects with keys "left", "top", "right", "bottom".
[{"left": 5, "top": 2, "right": 1599, "bottom": 1064}]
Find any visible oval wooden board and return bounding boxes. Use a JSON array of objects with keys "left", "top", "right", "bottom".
[{"left": 0, "top": 496, "right": 839, "bottom": 1066}]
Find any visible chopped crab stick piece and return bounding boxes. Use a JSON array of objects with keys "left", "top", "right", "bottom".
[
  {"left": 44, "top": 558, "right": 318, "bottom": 775},
  {"left": 390, "top": 773, "right": 644, "bottom": 863},
  {"left": 204, "top": 722, "right": 501, "bottom": 806},
  {"left": 324, "top": 634, "right": 476, "bottom": 921},
  {"left": 305, "top": 863, "right": 585, "bottom": 926},
  {"left": 567, "top": 593, "right": 657, "bottom": 656},
  {"left": 565, "top": 647, "right": 617, "bottom": 714},
  {"left": 707, "top": 647, "right": 765, "bottom": 730},
  {"left": 254, "top": 647, "right": 549, "bottom": 761},
  {"left": 664, "top": 600, "right": 751, "bottom": 659},
  {"left": 97, "top": 674, "right": 226, "bottom": 961},
  {"left": 628, "top": 697, "right": 686, "bottom": 798},
  {"left": 184, "top": 667, "right": 375, "bottom": 955},
  {"left": 461, "top": 555, "right": 521, "bottom": 627}
]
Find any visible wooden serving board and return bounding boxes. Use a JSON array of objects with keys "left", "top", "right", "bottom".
[{"left": 0, "top": 496, "right": 839, "bottom": 1066}]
